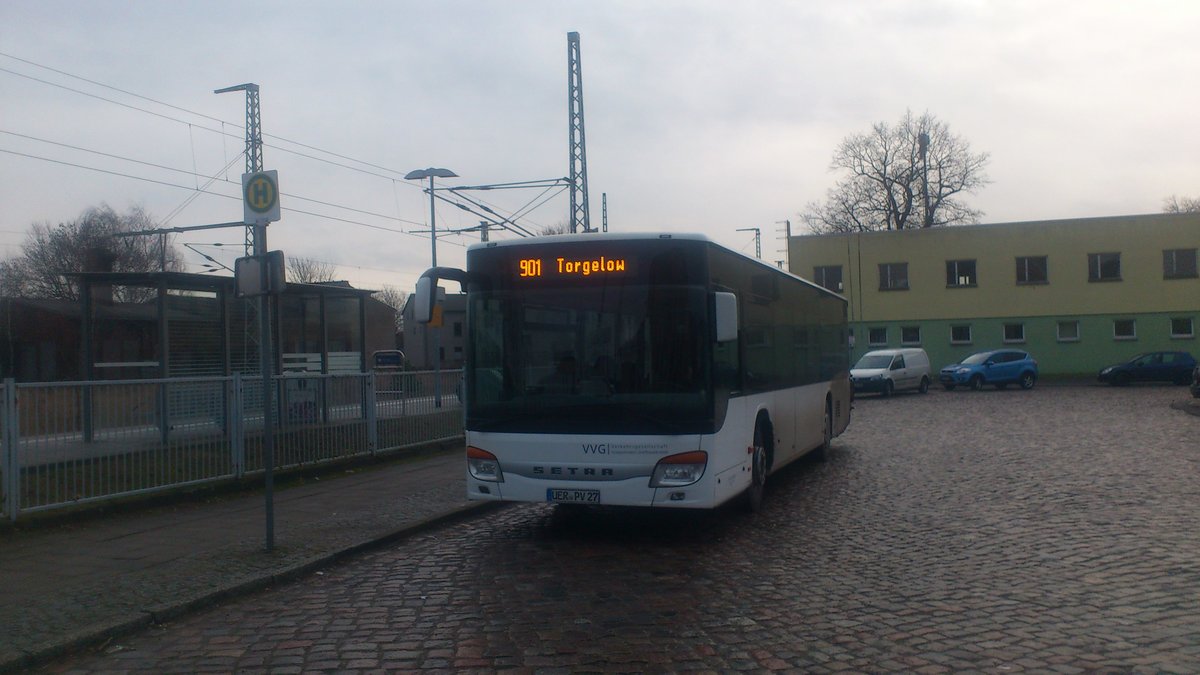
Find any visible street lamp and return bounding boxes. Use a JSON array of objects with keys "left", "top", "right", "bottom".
[
  {"left": 404, "top": 167, "right": 459, "bottom": 266},
  {"left": 405, "top": 167, "right": 458, "bottom": 407}
]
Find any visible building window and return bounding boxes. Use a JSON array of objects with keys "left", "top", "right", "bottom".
[
  {"left": 1113, "top": 319, "right": 1136, "bottom": 340},
  {"left": 951, "top": 325, "right": 972, "bottom": 344},
  {"left": 1171, "top": 317, "right": 1195, "bottom": 338},
  {"left": 1163, "top": 249, "right": 1198, "bottom": 279},
  {"left": 868, "top": 327, "right": 888, "bottom": 346},
  {"left": 1088, "top": 252, "right": 1121, "bottom": 282},
  {"left": 1057, "top": 320, "right": 1080, "bottom": 342},
  {"left": 1003, "top": 323, "right": 1025, "bottom": 343},
  {"left": 813, "top": 265, "right": 843, "bottom": 293},
  {"left": 879, "top": 263, "right": 909, "bottom": 291},
  {"left": 1016, "top": 256, "right": 1048, "bottom": 284},
  {"left": 946, "top": 259, "right": 977, "bottom": 287},
  {"left": 901, "top": 326, "right": 921, "bottom": 345}
]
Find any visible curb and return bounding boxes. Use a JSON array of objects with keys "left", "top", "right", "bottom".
[{"left": 0, "top": 500, "right": 508, "bottom": 674}]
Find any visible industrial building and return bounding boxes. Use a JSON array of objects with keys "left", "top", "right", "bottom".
[{"left": 789, "top": 212, "right": 1199, "bottom": 377}]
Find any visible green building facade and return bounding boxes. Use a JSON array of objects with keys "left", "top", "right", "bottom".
[{"left": 789, "top": 212, "right": 1200, "bottom": 377}]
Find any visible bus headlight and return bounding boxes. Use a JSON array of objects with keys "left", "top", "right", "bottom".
[
  {"left": 467, "top": 446, "right": 504, "bottom": 482},
  {"left": 650, "top": 451, "right": 707, "bottom": 487}
]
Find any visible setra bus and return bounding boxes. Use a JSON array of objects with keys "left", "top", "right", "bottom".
[{"left": 412, "top": 233, "right": 851, "bottom": 510}]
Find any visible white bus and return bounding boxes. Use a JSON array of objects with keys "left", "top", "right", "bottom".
[{"left": 413, "top": 233, "right": 851, "bottom": 511}]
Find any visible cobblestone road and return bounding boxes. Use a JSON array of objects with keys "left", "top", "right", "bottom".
[{"left": 41, "top": 386, "right": 1200, "bottom": 673}]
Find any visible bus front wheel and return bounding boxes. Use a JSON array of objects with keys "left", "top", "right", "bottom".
[
  {"left": 810, "top": 399, "right": 832, "bottom": 462},
  {"left": 744, "top": 424, "right": 768, "bottom": 513}
]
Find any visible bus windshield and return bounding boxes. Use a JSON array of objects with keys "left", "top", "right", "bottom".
[{"left": 466, "top": 284, "right": 711, "bottom": 434}]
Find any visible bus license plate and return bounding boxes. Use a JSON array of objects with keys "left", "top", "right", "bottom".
[{"left": 547, "top": 488, "right": 600, "bottom": 504}]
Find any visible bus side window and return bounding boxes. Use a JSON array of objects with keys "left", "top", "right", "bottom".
[{"left": 714, "top": 336, "right": 739, "bottom": 390}]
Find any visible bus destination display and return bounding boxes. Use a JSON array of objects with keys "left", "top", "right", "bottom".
[{"left": 517, "top": 255, "right": 629, "bottom": 279}]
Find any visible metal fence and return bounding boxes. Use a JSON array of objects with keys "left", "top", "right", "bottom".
[{"left": 0, "top": 369, "right": 464, "bottom": 522}]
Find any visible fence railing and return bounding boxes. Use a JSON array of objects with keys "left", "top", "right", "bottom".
[{"left": 0, "top": 369, "right": 464, "bottom": 522}]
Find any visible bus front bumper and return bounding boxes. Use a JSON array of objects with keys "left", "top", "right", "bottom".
[{"left": 467, "top": 474, "right": 713, "bottom": 509}]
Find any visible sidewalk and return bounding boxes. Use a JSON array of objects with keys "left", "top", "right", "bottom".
[{"left": 0, "top": 443, "right": 497, "bottom": 673}]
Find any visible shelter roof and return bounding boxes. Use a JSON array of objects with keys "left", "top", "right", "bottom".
[{"left": 68, "top": 271, "right": 378, "bottom": 297}]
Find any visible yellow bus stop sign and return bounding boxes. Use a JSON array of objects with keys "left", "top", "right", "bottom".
[{"left": 242, "top": 170, "right": 280, "bottom": 224}]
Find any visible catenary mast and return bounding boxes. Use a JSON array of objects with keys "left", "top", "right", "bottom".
[{"left": 567, "top": 32, "right": 591, "bottom": 234}]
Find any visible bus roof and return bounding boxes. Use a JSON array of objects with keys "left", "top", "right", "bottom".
[
  {"left": 467, "top": 232, "right": 714, "bottom": 252},
  {"left": 467, "top": 232, "right": 844, "bottom": 301}
]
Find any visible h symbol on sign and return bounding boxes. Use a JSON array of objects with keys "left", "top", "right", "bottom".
[{"left": 252, "top": 181, "right": 271, "bottom": 204}]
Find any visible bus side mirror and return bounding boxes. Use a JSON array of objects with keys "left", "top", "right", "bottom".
[
  {"left": 714, "top": 292, "right": 738, "bottom": 342},
  {"left": 414, "top": 276, "right": 437, "bottom": 324}
]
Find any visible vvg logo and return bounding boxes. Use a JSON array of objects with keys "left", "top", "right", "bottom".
[{"left": 582, "top": 443, "right": 609, "bottom": 454}]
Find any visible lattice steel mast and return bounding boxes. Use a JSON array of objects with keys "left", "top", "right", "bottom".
[
  {"left": 567, "top": 32, "right": 592, "bottom": 234},
  {"left": 214, "top": 83, "right": 263, "bottom": 255},
  {"left": 214, "top": 83, "right": 265, "bottom": 375}
]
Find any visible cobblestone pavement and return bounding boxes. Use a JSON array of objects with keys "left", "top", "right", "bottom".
[
  {"left": 0, "top": 443, "right": 484, "bottom": 671},
  {"left": 39, "top": 385, "right": 1200, "bottom": 673}
]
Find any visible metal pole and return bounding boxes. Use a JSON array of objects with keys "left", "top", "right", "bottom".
[
  {"left": 215, "top": 83, "right": 273, "bottom": 551},
  {"left": 3, "top": 378, "right": 18, "bottom": 521},
  {"left": 737, "top": 227, "right": 762, "bottom": 259},
  {"left": 430, "top": 176, "right": 442, "bottom": 408},
  {"left": 258, "top": 223, "right": 275, "bottom": 551},
  {"left": 429, "top": 176, "right": 437, "bottom": 267}
]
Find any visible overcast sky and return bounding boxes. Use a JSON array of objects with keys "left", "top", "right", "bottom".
[{"left": 2, "top": 1, "right": 1198, "bottom": 293}]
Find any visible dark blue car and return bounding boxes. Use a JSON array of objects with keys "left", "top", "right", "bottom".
[
  {"left": 1097, "top": 351, "right": 1197, "bottom": 386},
  {"left": 939, "top": 349, "right": 1038, "bottom": 391}
]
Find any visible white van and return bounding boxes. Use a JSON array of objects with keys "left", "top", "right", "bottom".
[{"left": 850, "top": 348, "right": 931, "bottom": 396}]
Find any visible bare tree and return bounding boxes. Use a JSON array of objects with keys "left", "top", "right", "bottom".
[
  {"left": 540, "top": 221, "right": 570, "bottom": 236},
  {"left": 372, "top": 284, "right": 408, "bottom": 332},
  {"left": 802, "top": 111, "right": 990, "bottom": 233},
  {"left": 286, "top": 256, "right": 339, "bottom": 284},
  {"left": 1163, "top": 195, "right": 1200, "bottom": 213},
  {"left": 0, "top": 204, "right": 182, "bottom": 301}
]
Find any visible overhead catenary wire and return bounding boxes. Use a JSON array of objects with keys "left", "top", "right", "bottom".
[
  {"left": 0, "top": 140, "right": 429, "bottom": 230},
  {"left": 1, "top": 52, "right": 562, "bottom": 243},
  {"left": 2, "top": 54, "right": 435, "bottom": 187},
  {"left": 0, "top": 148, "right": 433, "bottom": 239}
]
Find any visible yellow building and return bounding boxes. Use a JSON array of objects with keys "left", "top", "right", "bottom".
[{"left": 789, "top": 212, "right": 1200, "bottom": 377}]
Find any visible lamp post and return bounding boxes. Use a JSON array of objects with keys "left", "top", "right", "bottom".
[
  {"left": 405, "top": 167, "right": 458, "bottom": 407},
  {"left": 404, "top": 167, "right": 459, "bottom": 267}
]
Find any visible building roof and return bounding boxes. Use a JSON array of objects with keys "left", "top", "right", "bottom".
[{"left": 67, "top": 271, "right": 378, "bottom": 297}]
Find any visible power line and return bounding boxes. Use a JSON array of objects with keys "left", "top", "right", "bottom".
[
  {"left": 0, "top": 148, "right": 432, "bottom": 238},
  {"left": 1, "top": 53, "right": 560, "bottom": 241},
  {"left": 0, "top": 51, "right": 227, "bottom": 125},
  {"left": 1, "top": 134, "right": 429, "bottom": 228},
  {"left": 2, "top": 129, "right": 224, "bottom": 181},
  {"left": 0, "top": 55, "right": 427, "bottom": 185},
  {"left": 0, "top": 60, "right": 482, "bottom": 233}
]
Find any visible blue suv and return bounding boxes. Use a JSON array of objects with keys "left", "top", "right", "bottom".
[{"left": 939, "top": 349, "right": 1038, "bottom": 391}]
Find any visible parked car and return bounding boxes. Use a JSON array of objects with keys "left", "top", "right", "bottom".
[
  {"left": 1097, "top": 351, "right": 1197, "bottom": 386},
  {"left": 850, "top": 348, "right": 931, "bottom": 396},
  {"left": 939, "top": 349, "right": 1038, "bottom": 391},
  {"left": 1192, "top": 363, "right": 1200, "bottom": 398}
]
